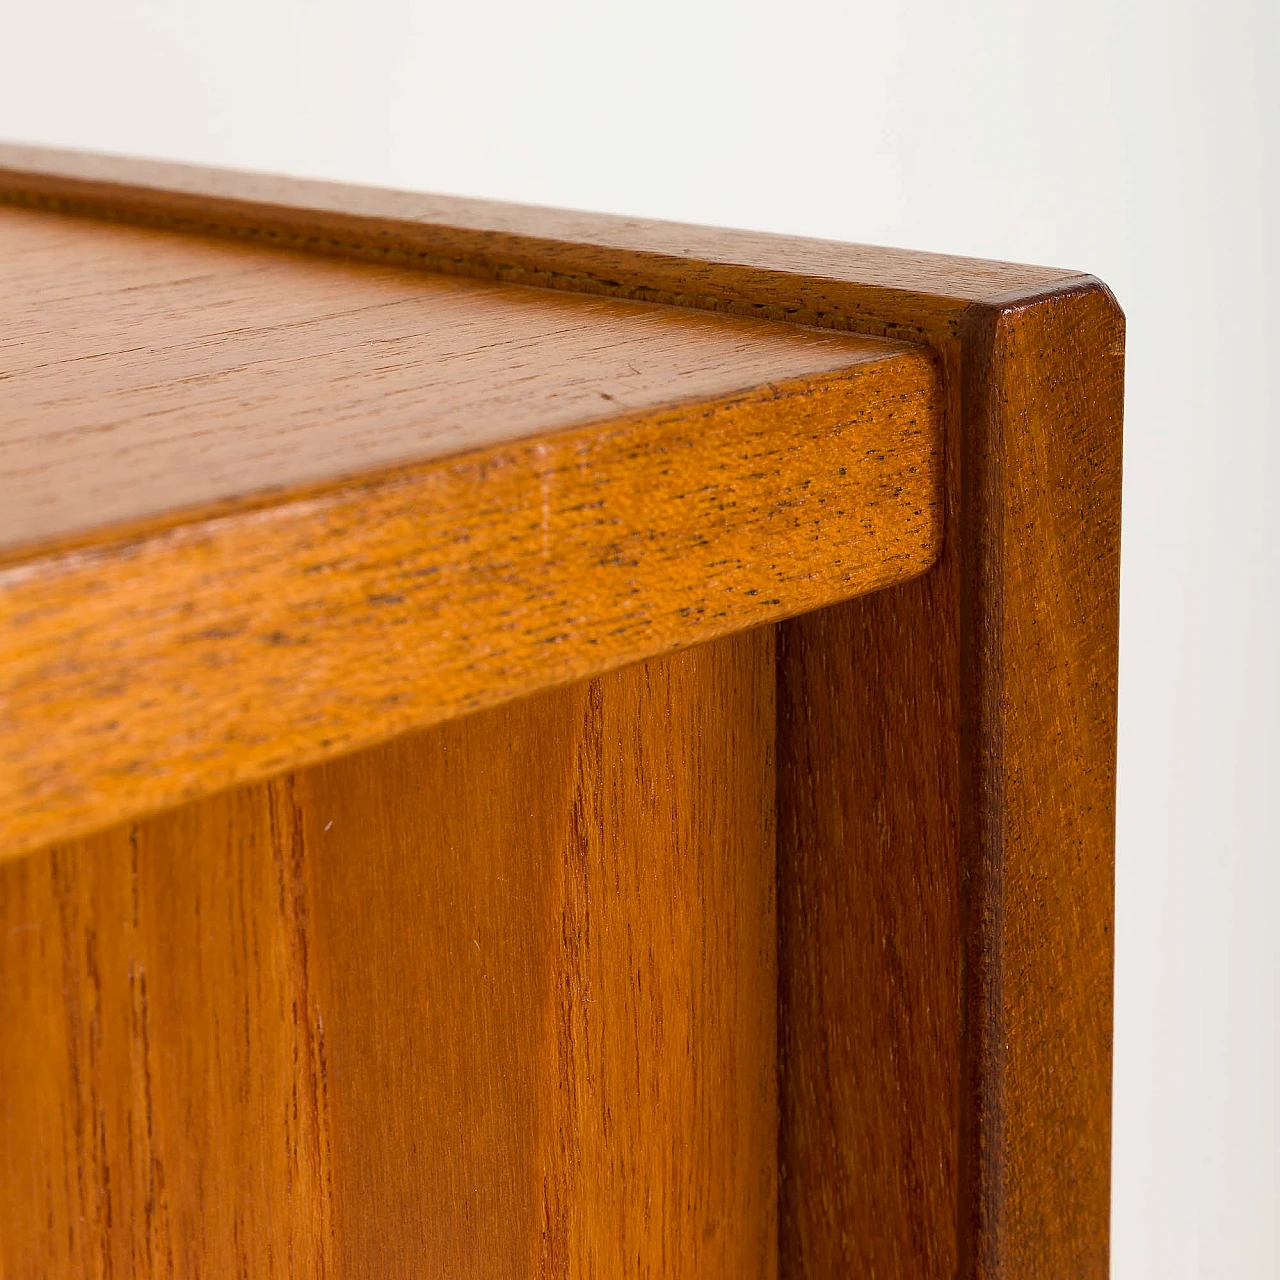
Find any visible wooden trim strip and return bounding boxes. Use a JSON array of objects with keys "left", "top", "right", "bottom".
[{"left": 0, "top": 142, "right": 1085, "bottom": 342}]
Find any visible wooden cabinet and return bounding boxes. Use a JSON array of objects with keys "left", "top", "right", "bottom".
[{"left": 0, "top": 144, "right": 1123, "bottom": 1278}]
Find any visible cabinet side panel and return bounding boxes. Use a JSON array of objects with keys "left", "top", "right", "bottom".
[
  {"left": 960, "top": 289, "right": 1123, "bottom": 1278},
  {"left": 779, "top": 288, "right": 1121, "bottom": 1280},
  {"left": 778, "top": 569, "right": 962, "bottom": 1279}
]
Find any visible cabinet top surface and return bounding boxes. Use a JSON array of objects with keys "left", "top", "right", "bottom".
[
  {"left": 10, "top": 143, "right": 1099, "bottom": 858},
  {"left": 0, "top": 203, "right": 895, "bottom": 558}
]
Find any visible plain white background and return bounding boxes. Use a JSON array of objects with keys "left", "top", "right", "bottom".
[{"left": 2, "top": 1, "right": 1275, "bottom": 1273}]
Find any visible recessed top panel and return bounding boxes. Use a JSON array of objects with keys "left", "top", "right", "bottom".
[{"left": 0, "top": 205, "right": 897, "bottom": 553}]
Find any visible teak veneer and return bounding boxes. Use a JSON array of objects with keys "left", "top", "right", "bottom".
[{"left": 0, "top": 143, "right": 1123, "bottom": 1280}]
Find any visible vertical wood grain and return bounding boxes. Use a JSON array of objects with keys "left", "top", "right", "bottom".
[
  {"left": 778, "top": 285, "right": 1122, "bottom": 1279},
  {"left": 0, "top": 781, "right": 331, "bottom": 1278},
  {"left": 959, "top": 288, "right": 1123, "bottom": 1278},
  {"left": 0, "top": 629, "right": 776, "bottom": 1278},
  {"left": 303, "top": 624, "right": 777, "bottom": 1279}
]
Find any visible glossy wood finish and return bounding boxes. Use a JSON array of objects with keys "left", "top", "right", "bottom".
[
  {"left": 0, "top": 629, "right": 777, "bottom": 1279},
  {"left": 0, "top": 147, "right": 1123, "bottom": 1279}
]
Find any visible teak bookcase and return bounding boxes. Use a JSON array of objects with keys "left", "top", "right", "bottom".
[{"left": 0, "top": 144, "right": 1123, "bottom": 1279}]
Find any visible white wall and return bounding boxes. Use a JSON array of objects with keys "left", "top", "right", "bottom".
[{"left": 3, "top": 1, "right": 1274, "bottom": 1273}]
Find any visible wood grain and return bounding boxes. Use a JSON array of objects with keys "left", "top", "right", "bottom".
[
  {"left": 0, "top": 141, "right": 1083, "bottom": 344},
  {"left": 777, "top": 285, "right": 1122, "bottom": 1280},
  {"left": 0, "top": 145, "right": 1124, "bottom": 1278},
  {"left": 1, "top": 346, "right": 939, "bottom": 861},
  {"left": 778, "top": 562, "right": 961, "bottom": 1278},
  {"left": 0, "top": 628, "right": 777, "bottom": 1279},
  {"left": 0, "top": 767, "right": 331, "bottom": 1277},
  {"left": 0, "top": 203, "right": 905, "bottom": 554},
  {"left": 958, "top": 289, "right": 1123, "bottom": 1277}
]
